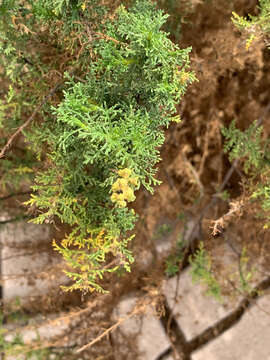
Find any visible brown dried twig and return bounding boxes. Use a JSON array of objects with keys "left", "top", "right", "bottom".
[
  {"left": 182, "top": 151, "right": 204, "bottom": 199},
  {"left": 0, "top": 79, "right": 64, "bottom": 159},
  {"left": 211, "top": 200, "right": 244, "bottom": 236},
  {"left": 76, "top": 301, "right": 145, "bottom": 353}
]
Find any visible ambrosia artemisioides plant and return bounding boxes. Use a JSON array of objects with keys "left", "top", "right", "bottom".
[{"left": 2, "top": 0, "right": 195, "bottom": 292}]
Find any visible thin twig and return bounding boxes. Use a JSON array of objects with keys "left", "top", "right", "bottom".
[
  {"left": 182, "top": 152, "right": 204, "bottom": 199},
  {"left": 198, "top": 120, "right": 211, "bottom": 177},
  {"left": 5, "top": 299, "right": 104, "bottom": 340},
  {"left": 0, "top": 80, "right": 64, "bottom": 159},
  {"left": 95, "top": 31, "right": 124, "bottom": 45},
  {"left": 76, "top": 318, "right": 126, "bottom": 353},
  {"left": 76, "top": 306, "right": 142, "bottom": 353},
  {"left": 211, "top": 200, "right": 244, "bottom": 235}
]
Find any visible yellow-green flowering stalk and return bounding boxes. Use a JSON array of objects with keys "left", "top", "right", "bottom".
[{"left": 232, "top": 0, "right": 270, "bottom": 49}]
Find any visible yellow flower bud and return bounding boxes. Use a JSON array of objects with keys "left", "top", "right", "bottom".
[
  {"left": 117, "top": 193, "right": 125, "bottom": 201},
  {"left": 112, "top": 180, "right": 121, "bottom": 192},
  {"left": 118, "top": 178, "right": 129, "bottom": 190},
  {"left": 179, "top": 71, "right": 190, "bottom": 84},
  {"left": 124, "top": 187, "right": 135, "bottom": 201},
  {"left": 118, "top": 168, "right": 132, "bottom": 178},
  {"left": 129, "top": 176, "right": 139, "bottom": 186},
  {"left": 111, "top": 193, "right": 119, "bottom": 202},
  {"left": 118, "top": 200, "right": 127, "bottom": 208}
]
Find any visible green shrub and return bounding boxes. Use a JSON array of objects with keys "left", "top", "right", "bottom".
[
  {"left": 0, "top": 0, "right": 195, "bottom": 292},
  {"left": 189, "top": 242, "right": 222, "bottom": 301},
  {"left": 165, "top": 236, "right": 185, "bottom": 277}
]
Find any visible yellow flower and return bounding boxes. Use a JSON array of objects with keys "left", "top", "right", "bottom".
[
  {"left": 246, "top": 34, "right": 257, "bottom": 50},
  {"left": 111, "top": 192, "right": 125, "bottom": 203},
  {"left": 110, "top": 193, "right": 119, "bottom": 203},
  {"left": 179, "top": 71, "right": 190, "bottom": 84},
  {"left": 129, "top": 176, "right": 139, "bottom": 186},
  {"left": 111, "top": 169, "right": 139, "bottom": 207},
  {"left": 118, "top": 168, "right": 132, "bottom": 178},
  {"left": 124, "top": 187, "right": 135, "bottom": 201},
  {"left": 111, "top": 180, "right": 120, "bottom": 192},
  {"left": 118, "top": 200, "right": 127, "bottom": 208},
  {"left": 117, "top": 193, "right": 125, "bottom": 201},
  {"left": 171, "top": 115, "right": 181, "bottom": 123},
  {"left": 118, "top": 178, "right": 129, "bottom": 190},
  {"left": 112, "top": 178, "right": 128, "bottom": 191}
]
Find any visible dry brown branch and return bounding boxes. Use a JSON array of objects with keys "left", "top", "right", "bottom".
[
  {"left": 182, "top": 151, "right": 204, "bottom": 199},
  {"left": 198, "top": 121, "right": 211, "bottom": 177},
  {"left": 95, "top": 31, "right": 124, "bottom": 45},
  {"left": 76, "top": 317, "right": 128, "bottom": 353},
  {"left": 211, "top": 200, "right": 244, "bottom": 236},
  {"left": 0, "top": 79, "right": 64, "bottom": 159},
  {"left": 4, "top": 298, "right": 104, "bottom": 339},
  {"left": 76, "top": 303, "right": 144, "bottom": 353}
]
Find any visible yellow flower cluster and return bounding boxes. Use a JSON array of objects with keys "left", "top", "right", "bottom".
[
  {"left": 179, "top": 71, "right": 190, "bottom": 84},
  {"left": 81, "top": 2, "right": 86, "bottom": 11},
  {"left": 111, "top": 168, "right": 139, "bottom": 208}
]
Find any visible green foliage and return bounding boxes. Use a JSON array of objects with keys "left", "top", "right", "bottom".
[
  {"left": 206, "top": 100, "right": 267, "bottom": 290},
  {"left": 0, "top": 0, "right": 195, "bottom": 292},
  {"left": 154, "top": 223, "right": 173, "bottom": 239},
  {"left": 226, "top": 245, "right": 258, "bottom": 296},
  {"left": 251, "top": 175, "right": 270, "bottom": 228},
  {"left": 232, "top": 0, "right": 270, "bottom": 49},
  {"left": 221, "top": 120, "right": 265, "bottom": 173},
  {"left": 0, "top": 0, "right": 57, "bottom": 195},
  {"left": 222, "top": 119, "right": 270, "bottom": 227},
  {"left": 238, "top": 247, "right": 256, "bottom": 295},
  {"left": 189, "top": 242, "right": 222, "bottom": 301},
  {"left": 165, "top": 235, "right": 185, "bottom": 277}
]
